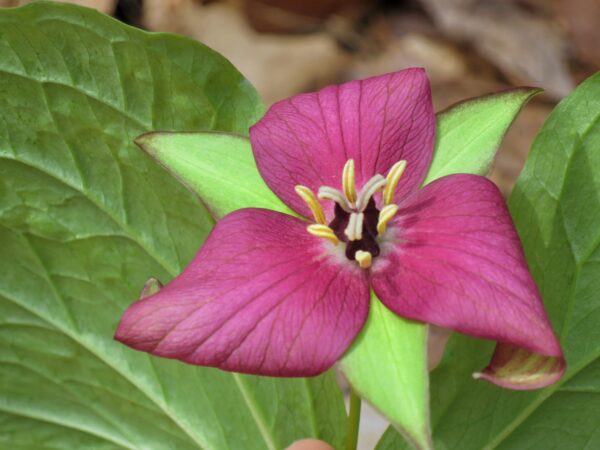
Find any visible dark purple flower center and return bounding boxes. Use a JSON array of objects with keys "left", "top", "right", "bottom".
[
  {"left": 329, "top": 199, "right": 381, "bottom": 261},
  {"left": 297, "top": 159, "right": 406, "bottom": 269}
]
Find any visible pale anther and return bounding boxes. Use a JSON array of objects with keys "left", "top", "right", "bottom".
[
  {"left": 355, "top": 212, "right": 364, "bottom": 240},
  {"left": 307, "top": 224, "right": 339, "bottom": 245},
  {"left": 344, "top": 212, "right": 358, "bottom": 241},
  {"left": 318, "top": 186, "right": 352, "bottom": 212},
  {"left": 355, "top": 250, "right": 372, "bottom": 269},
  {"left": 377, "top": 204, "right": 399, "bottom": 235},
  {"left": 383, "top": 160, "right": 407, "bottom": 205},
  {"left": 344, "top": 212, "right": 364, "bottom": 241},
  {"left": 342, "top": 159, "right": 357, "bottom": 204},
  {"left": 356, "top": 175, "right": 387, "bottom": 211},
  {"left": 295, "top": 185, "right": 326, "bottom": 224}
]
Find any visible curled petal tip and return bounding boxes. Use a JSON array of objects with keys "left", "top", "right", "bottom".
[
  {"left": 140, "top": 277, "right": 163, "bottom": 299},
  {"left": 476, "top": 344, "right": 566, "bottom": 390}
]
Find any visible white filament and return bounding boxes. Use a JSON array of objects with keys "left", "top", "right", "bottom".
[
  {"left": 318, "top": 186, "right": 352, "bottom": 212},
  {"left": 356, "top": 175, "right": 387, "bottom": 211}
]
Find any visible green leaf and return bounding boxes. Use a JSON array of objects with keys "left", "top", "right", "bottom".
[
  {"left": 135, "top": 132, "right": 296, "bottom": 218},
  {"left": 0, "top": 3, "right": 346, "bottom": 450},
  {"left": 424, "top": 88, "right": 540, "bottom": 184},
  {"left": 339, "top": 294, "right": 430, "bottom": 449},
  {"left": 377, "top": 72, "right": 600, "bottom": 449}
]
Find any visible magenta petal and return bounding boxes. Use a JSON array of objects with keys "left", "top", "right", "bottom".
[
  {"left": 115, "top": 209, "right": 370, "bottom": 376},
  {"left": 250, "top": 68, "right": 435, "bottom": 219},
  {"left": 371, "top": 174, "right": 565, "bottom": 389}
]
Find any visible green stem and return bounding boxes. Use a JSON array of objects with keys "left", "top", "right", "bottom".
[{"left": 345, "top": 389, "right": 362, "bottom": 450}]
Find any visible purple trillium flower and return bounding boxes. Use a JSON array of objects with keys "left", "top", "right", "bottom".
[{"left": 116, "top": 68, "right": 565, "bottom": 389}]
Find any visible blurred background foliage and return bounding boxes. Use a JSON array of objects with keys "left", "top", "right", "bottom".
[
  {"left": 3, "top": 1, "right": 597, "bottom": 447},
  {"left": 3, "top": 0, "right": 596, "bottom": 195}
]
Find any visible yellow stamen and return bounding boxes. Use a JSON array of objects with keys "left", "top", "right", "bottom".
[
  {"left": 342, "top": 159, "right": 357, "bottom": 204},
  {"left": 377, "top": 204, "right": 399, "bottom": 235},
  {"left": 295, "top": 185, "right": 326, "bottom": 224},
  {"left": 307, "top": 224, "right": 339, "bottom": 245},
  {"left": 355, "top": 250, "right": 372, "bottom": 269},
  {"left": 383, "top": 160, "right": 407, "bottom": 205}
]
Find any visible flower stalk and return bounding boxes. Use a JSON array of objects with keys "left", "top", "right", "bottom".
[{"left": 345, "top": 390, "right": 362, "bottom": 450}]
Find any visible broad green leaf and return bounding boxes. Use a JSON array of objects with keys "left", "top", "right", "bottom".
[
  {"left": 424, "top": 88, "right": 540, "bottom": 184},
  {"left": 0, "top": 3, "right": 346, "bottom": 450},
  {"left": 377, "top": 72, "right": 600, "bottom": 449},
  {"left": 136, "top": 132, "right": 296, "bottom": 218},
  {"left": 339, "top": 294, "right": 430, "bottom": 449}
]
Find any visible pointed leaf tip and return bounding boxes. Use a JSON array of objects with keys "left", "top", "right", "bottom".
[
  {"left": 425, "top": 87, "right": 542, "bottom": 184},
  {"left": 339, "top": 294, "right": 431, "bottom": 450}
]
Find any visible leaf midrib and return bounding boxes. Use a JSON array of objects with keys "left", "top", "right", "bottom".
[
  {"left": 0, "top": 257, "right": 209, "bottom": 449},
  {"left": 233, "top": 374, "right": 278, "bottom": 450},
  {"left": 0, "top": 403, "right": 135, "bottom": 450},
  {"left": 0, "top": 154, "right": 179, "bottom": 276},
  {"left": 0, "top": 155, "right": 284, "bottom": 450}
]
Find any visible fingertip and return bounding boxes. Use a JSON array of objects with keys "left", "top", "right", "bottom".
[{"left": 285, "top": 438, "right": 335, "bottom": 450}]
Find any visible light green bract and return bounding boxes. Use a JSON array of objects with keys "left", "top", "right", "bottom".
[
  {"left": 136, "top": 132, "right": 296, "bottom": 218},
  {"left": 339, "top": 295, "right": 430, "bottom": 449},
  {"left": 378, "top": 73, "right": 600, "bottom": 449},
  {"left": 146, "top": 87, "right": 538, "bottom": 449},
  {"left": 425, "top": 87, "right": 541, "bottom": 184},
  {"left": 0, "top": 3, "right": 346, "bottom": 450}
]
